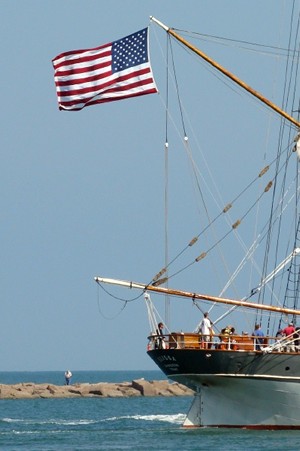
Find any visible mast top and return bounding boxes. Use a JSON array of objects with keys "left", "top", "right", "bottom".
[{"left": 150, "top": 16, "right": 169, "bottom": 32}]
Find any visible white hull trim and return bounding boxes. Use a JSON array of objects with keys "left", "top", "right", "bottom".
[
  {"left": 178, "top": 376, "right": 300, "bottom": 428},
  {"left": 173, "top": 372, "right": 300, "bottom": 382}
]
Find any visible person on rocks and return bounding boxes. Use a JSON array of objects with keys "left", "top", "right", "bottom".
[{"left": 65, "top": 370, "right": 72, "bottom": 385}]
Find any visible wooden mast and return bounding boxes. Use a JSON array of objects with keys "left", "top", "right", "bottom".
[
  {"left": 150, "top": 16, "right": 300, "bottom": 129},
  {"left": 95, "top": 277, "right": 300, "bottom": 316}
]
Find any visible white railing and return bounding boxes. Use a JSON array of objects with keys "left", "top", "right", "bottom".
[{"left": 147, "top": 332, "right": 300, "bottom": 353}]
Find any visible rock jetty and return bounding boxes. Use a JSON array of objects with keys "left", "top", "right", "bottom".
[{"left": 0, "top": 379, "right": 194, "bottom": 400}]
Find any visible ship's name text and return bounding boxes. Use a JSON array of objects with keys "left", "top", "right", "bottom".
[{"left": 157, "top": 355, "right": 177, "bottom": 363}]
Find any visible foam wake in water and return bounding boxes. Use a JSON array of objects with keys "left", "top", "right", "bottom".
[
  {"left": 2, "top": 414, "right": 186, "bottom": 426},
  {"left": 2, "top": 418, "right": 97, "bottom": 426},
  {"left": 106, "top": 413, "right": 186, "bottom": 425}
]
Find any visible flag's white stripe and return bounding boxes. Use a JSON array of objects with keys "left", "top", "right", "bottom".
[
  {"left": 53, "top": 45, "right": 111, "bottom": 67},
  {"left": 60, "top": 83, "right": 156, "bottom": 110},
  {"left": 56, "top": 62, "right": 151, "bottom": 92},
  {"left": 90, "top": 83, "right": 156, "bottom": 99},
  {"left": 56, "top": 72, "right": 114, "bottom": 93},
  {"left": 57, "top": 71, "right": 153, "bottom": 102},
  {"left": 55, "top": 63, "right": 112, "bottom": 84},
  {"left": 60, "top": 81, "right": 156, "bottom": 108}
]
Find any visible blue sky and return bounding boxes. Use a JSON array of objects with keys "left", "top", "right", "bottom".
[{"left": 1, "top": 1, "right": 298, "bottom": 371}]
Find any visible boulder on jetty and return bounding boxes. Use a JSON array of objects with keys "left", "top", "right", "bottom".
[{"left": 0, "top": 379, "right": 194, "bottom": 400}]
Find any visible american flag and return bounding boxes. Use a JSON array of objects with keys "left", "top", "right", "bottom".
[{"left": 52, "top": 28, "right": 158, "bottom": 111}]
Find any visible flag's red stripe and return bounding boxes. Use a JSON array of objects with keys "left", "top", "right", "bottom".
[
  {"left": 55, "top": 64, "right": 112, "bottom": 85},
  {"left": 52, "top": 42, "right": 111, "bottom": 65},
  {"left": 56, "top": 67, "right": 152, "bottom": 95}
]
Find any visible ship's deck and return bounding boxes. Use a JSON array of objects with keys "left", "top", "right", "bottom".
[{"left": 148, "top": 331, "right": 298, "bottom": 353}]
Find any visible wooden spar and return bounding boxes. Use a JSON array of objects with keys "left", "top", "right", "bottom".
[
  {"left": 94, "top": 277, "right": 300, "bottom": 316},
  {"left": 150, "top": 16, "right": 300, "bottom": 129}
]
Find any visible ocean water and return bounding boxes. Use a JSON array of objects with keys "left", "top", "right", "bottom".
[{"left": 1, "top": 371, "right": 300, "bottom": 450}]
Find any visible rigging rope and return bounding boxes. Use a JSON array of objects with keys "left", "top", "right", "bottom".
[
  {"left": 95, "top": 279, "right": 143, "bottom": 318},
  {"left": 152, "top": 141, "right": 296, "bottom": 284},
  {"left": 174, "top": 29, "right": 300, "bottom": 59},
  {"left": 261, "top": 0, "right": 300, "bottom": 334}
]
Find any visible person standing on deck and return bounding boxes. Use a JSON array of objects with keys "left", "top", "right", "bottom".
[
  {"left": 199, "top": 312, "right": 213, "bottom": 349},
  {"left": 282, "top": 322, "right": 296, "bottom": 352},
  {"left": 155, "top": 322, "right": 165, "bottom": 349},
  {"left": 253, "top": 324, "right": 264, "bottom": 350}
]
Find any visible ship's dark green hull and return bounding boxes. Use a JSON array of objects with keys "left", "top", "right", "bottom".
[{"left": 147, "top": 348, "right": 300, "bottom": 427}]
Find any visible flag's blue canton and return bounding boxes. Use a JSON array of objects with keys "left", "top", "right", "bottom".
[{"left": 112, "top": 28, "right": 148, "bottom": 73}]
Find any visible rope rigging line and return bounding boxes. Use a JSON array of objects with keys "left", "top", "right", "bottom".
[
  {"left": 259, "top": 2, "right": 300, "bottom": 333},
  {"left": 96, "top": 285, "right": 128, "bottom": 321},
  {"left": 152, "top": 139, "right": 296, "bottom": 285},
  {"left": 96, "top": 279, "right": 143, "bottom": 307},
  {"left": 168, "top": 38, "right": 188, "bottom": 138},
  {"left": 154, "top": 6, "right": 298, "bottom": 294},
  {"left": 167, "top": 29, "right": 300, "bottom": 130},
  {"left": 165, "top": 34, "right": 170, "bottom": 144},
  {"left": 173, "top": 28, "right": 300, "bottom": 59},
  {"left": 153, "top": 65, "right": 297, "bottom": 287},
  {"left": 281, "top": 0, "right": 300, "bottom": 115},
  {"left": 149, "top": 14, "right": 300, "bottom": 325}
]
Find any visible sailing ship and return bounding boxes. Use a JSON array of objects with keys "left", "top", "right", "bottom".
[{"left": 95, "top": 13, "right": 300, "bottom": 428}]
